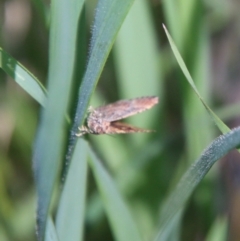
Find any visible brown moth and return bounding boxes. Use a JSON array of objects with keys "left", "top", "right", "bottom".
[{"left": 76, "top": 96, "right": 159, "bottom": 136}]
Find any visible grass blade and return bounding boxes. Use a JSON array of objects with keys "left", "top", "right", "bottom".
[
  {"left": 206, "top": 216, "right": 227, "bottom": 241},
  {"left": 155, "top": 127, "right": 240, "bottom": 240},
  {"left": 33, "top": 0, "right": 84, "bottom": 240},
  {"left": 45, "top": 217, "right": 59, "bottom": 241},
  {"left": 66, "top": 0, "right": 137, "bottom": 182},
  {"left": 0, "top": 48, "right": 46, "bottom": 106},
  {"left": 163, "top": 24, "right": 230, "bottom": 134},
  {"left": 88, "top": 148, "right": 142, "bottom": 241},
  {"left": 56, "top": 139, "right": 88, "bottom": 241},
  {"left": 71, "top": 0, "right": 136, "bottom": 136}
]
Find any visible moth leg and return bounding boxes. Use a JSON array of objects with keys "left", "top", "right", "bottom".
[
  {"left": 76, "top": 126, "right": 89, "bottom": 137},
  {"left": 87, "top": 106, "right": 94, "bottom": 113}
]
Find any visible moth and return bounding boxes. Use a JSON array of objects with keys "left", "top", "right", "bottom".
[{"left": 76, "top": 96, "right": 159, "bottom": 136}]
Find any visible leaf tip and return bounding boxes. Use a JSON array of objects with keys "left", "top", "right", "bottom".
[{"left": 162, "top": 23, "right": 166, "bottom": 30}]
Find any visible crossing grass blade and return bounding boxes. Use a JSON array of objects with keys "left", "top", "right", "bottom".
[
  {"left": 0, "top": 48, "right": 47, "bottom": 106},
  {"left": 155, "top": 127, "right": 240, "bottom": 240},
  {"left": 45, "top": 217, "right": 59, "bottom": 241},
  {"left": 163, "top": 24, "right": 230, "bottom": 134},
  {"left": 88, "top": 148, "right": 142, "bottom": 241},
  {"left": 56, "top": 139, "right": 88, "bottom": 241}
]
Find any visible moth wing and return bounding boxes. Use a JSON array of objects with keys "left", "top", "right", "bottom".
[
  {"left": 95, "top": 96, "right": 158, "bottom": 122},
  {"left": 107, "top": 121, "right": 154, "bottom": 134}
]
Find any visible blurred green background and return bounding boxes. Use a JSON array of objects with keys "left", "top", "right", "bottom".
[{"left": 1, "top": 0, "right": 240, "bottom": 240}]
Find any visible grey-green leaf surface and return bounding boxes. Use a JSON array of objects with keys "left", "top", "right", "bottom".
[
  {"left": 56, "top": 139, "right": 88, "bottom": 241},
  {"left": 155, "top": 210, "right": 182, "bottom": 241},
  {"left": 163, "top": 25, "right": 230, "bottom": 134},
  {"left": 0, "top": 48, "right": 47, "bottom": 106},
  {"left": 32, "top": 0, "right": 84, "bottom": 240},
  {"left": 88, "top": 148, "right": 142, "bottom": 241},
  {"left": 155, "top": 127, "right": 240, "bottom": 240},
  {"left": 45, "top": 217, "right": 59, "bottom": 241}
]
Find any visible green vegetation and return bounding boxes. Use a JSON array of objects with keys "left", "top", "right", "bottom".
[{"left": 0, "top": 0, "right": 238, "bottom": 240}]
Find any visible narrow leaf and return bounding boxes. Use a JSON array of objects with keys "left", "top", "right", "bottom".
[
  {"left": 66, "top": 0, "right": 138, "bottom": 193},
  {"left": 45, "top": 217, "right": 59, "bottom": 241},
  {"left": 206, "top": 216, "right": 227, "bottom": 241},
  {"left": 0, "top": 48, "right": 46, "bottom": 106},
  {"left": 88, "top": 148, "right": 142, "bottom": 241},
  {"left": 70, "top": 0, "right": 136, "bottom": 144},
  {"left": 155, "top": 127, "right": 240, "bottom": 240},
  {"left": 163, "top": 24, "right": 230, "bottom": 134}
]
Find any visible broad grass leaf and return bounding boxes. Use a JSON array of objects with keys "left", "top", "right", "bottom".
[
  {"left": 33, "top": 1, "right": 84, "bottom": 240},
  {"left": 56, "top": 140, "right": 88, "bottom": 241}
]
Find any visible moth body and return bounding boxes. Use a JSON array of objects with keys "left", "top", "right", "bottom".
[
  {"left": 87, "top": 109, "right": 110, "bottom": 134},
  {"left": 76, "top": 96, "right": 159, "bottom": 136}
]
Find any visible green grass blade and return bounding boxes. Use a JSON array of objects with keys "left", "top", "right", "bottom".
[
  {"left": 163, "top": 24, "right": 230, "bottom": 134},
  {"left": 56, "top": 139, "right": 88, "bottom": 241},
  {"left": 206, "top": 216, "right": 227, "bottom": 241},
  {"left": 33, "top": 0, "right": 84, "bottom": 240},
  {"left": 88, "top": 148, "right": 142, "bottom": 241},
  {"left": 45, "top": 217, "right": 59, "bottom": 241},
  {"left": 155, "top": 127, "right": 240, "bottom": 240},
  {"left": 72, "top": 0, "right": 136, "bottom": 135},
  {"left": 0, "top": 48, "right": 47, "bottom": 106},
  {"left": 156, "top": 211, "right": 182, "bottom": 241}
]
